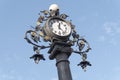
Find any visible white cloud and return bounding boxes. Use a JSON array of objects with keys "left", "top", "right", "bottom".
[
  {"left": 99, "top": 21, "right": 120, "bottom": 45},
  {"left": 0, "top": 69, "right": 24, "bottom": 80},
  {"left": 104, "top": 22, "right": 120, "bottom": 36},
  {"left": 109, "top": 38, "right": 117, "bottom": 45}
]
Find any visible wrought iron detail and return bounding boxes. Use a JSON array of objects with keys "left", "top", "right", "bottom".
[{"left": 24, "top": 5, "right": 92, "bottom": 71}]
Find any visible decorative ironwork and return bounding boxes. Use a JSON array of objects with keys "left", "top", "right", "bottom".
[{"left": 24, "top": 4, "right": 92, "bottom": 71}]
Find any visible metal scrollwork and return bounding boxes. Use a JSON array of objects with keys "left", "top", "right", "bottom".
[{"left": 24, "top": 4, "right": 92, "bottom": 71}]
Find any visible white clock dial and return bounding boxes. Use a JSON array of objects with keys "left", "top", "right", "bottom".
[{"left": 51, "top": 19, "right": 71, "bottom": 36}]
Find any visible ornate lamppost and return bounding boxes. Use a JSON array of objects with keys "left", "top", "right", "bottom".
[{"left": 24, "top": 4, "right": 91, "bottom": 80}]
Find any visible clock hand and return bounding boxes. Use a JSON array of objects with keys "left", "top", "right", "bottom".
[
  {"left": 58, "top": 23, "right": 66, "bottom": 34},
  {"left": 58, "top": 23, "right": 61, "bottom": 29},
  {"left": 58, "top": 23, "right": 67, "bottom": 35},
  {"left": 58, "top": 23, "right": 64, "bottom": 31}
]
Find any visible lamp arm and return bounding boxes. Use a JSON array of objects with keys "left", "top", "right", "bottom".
[{"left": 24, "top": 30, "right": 50, "bottom": 49}]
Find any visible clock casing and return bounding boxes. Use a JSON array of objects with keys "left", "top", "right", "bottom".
[{"left": 43, "top": 16, "right": 71, "bottom": 42}]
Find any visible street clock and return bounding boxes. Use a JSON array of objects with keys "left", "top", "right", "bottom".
[
  {"left": 24, "top": 4, "right": 92, "bottom": 77},
  {"left": 43, "top": 16, "right": 72, "bottom": 41}
]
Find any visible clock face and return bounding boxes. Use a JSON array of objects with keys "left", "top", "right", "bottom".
[{"left": 49, "top": 19, "right": 71, "bottom": 36}]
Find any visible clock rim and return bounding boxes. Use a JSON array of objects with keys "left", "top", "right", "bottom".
[{"left": 44, "top": 16, "right": 72, "bottom": 41}]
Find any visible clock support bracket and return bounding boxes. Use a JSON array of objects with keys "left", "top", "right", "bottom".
[{"left": 48, "top": 41, "right": 73, "bottom": 80}]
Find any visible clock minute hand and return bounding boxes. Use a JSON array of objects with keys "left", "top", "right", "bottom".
[{"left": 58, "top": 23, "right": 66, "bottom": 34}]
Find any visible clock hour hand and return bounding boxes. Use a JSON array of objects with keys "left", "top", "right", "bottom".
[
  {"left": 58, "top": 23, "right": 64, "bottom": 31},
  {"left": 58, "top": 23, "right": 61, "bottom": 29},
  {"left": 58, "top": 23, "right": 66, "bottom": 35}
]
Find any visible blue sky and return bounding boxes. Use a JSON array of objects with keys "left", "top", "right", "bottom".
[{"left": 0, "top": 0, "right": 120, "bottom": 80}]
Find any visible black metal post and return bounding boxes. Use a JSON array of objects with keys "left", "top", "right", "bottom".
[
  {"left": 48, "top": 41, "right": 73, "bottom": 80},
  {"left": 56, "top": 52, "right": 72, "bottom": 80}
]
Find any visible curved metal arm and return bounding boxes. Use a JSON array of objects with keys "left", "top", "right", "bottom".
[
  {"left": 24, "top": 30, "right": 50, "bottom": 49},
  {"left": 76, "top": 38, "right": 91, "bottom": 53}
]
